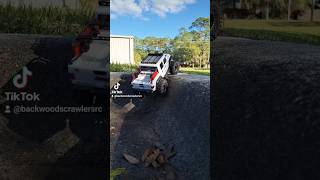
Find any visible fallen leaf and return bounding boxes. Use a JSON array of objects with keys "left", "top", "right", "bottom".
[
  {"left": 142, "top": 146, "right": 155, "bottom": 162},
  {"left": 156, "top": 153, "right": 167, "bottom": 165},
  {"left": 152, "top": 160, "right": 160, "bottom": 168},
  {"left": 123, "top": 153, "right": 140, "bottom": 165},
  {"left": 144, "top": 149, "right": 160, "bottom": 167}
]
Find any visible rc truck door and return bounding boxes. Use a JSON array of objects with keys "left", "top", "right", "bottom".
[{"left": 162, "top": 55, "right": 170, "bottom": 76}]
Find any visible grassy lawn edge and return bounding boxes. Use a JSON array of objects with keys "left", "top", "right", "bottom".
[
  {"left": 222, "top": 28, "right": 320, "bottom": 46},
  {"left": 180, "top": 68, "right": 210, "bottom": 76}
]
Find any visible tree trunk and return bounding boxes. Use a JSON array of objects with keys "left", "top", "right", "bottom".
[
  {"left": 233, "top": 0, "right": 236, "bottom": 18},
  {"left": 266, "top": 0, "right": 270, "bottom": 21},
  {"left": 200, "top": 49, "right": 205, "bottom": 68},
  {"left": 311, "top": 0, "right": 315, "bottom": 22},
  {"left": 244, "top": 0, "right": 249, "bottom": 9},
  {"left": 288, "top": 0, "right": 292, "bottom": 21}
]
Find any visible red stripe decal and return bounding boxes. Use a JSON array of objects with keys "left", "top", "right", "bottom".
[{"left": 151, "top": 70, "right": 158, "bottom": 80}]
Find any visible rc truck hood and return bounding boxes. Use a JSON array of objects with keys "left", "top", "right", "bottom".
[
  {"left": 132, "top": 73, "right": 151, "bottom": 84},
  {"left": 70, "top": 40, "right": 108, "bottom": 71}
]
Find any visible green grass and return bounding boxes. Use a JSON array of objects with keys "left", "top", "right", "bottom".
[
  {"left": 110, "top": 64, "right": 138, "bottom": 72},
  {"left": 180, "top": 67, "right": 210, "bottom": 76},
  {"left": 224, "top": 20, "right": 320, "bottom": 36},
  {"left": 110, "top": 168, "right": 126, "bottom": 180},
  {"left": 223, "top": 20, "right": 320, "bottom": 45},
  {"left": 0, "top": 4, "right": 94, "bottom": 35}
]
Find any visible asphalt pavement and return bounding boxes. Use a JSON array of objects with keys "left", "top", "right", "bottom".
[
  {"left": 213, "top": 37, "right": 320, "bottom": 179},
  {"left": 110, "top": 72, "right": 210, "bottom": 179}
]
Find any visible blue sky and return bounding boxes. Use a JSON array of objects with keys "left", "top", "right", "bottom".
[{"left": 110, "top": 0, "right": 210, "bottom": 38}]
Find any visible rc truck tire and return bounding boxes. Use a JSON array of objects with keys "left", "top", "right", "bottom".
[
  {"left": 157, "top": 78, "right": 168, "bottom": 95},
  {"left": 170, "top": 61, "right": 179, "bottom": 75}
]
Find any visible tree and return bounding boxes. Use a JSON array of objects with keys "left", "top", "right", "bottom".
[
  {"left": 308, "top": 0, "right": 316, "bottom": 21},
  {"left": 233, "top": 0, "right": 237, "bottom": 9},
  {"left": 141, "top": 37, "right": 157, "bottom": 53},
  {"left": 133, "top": 17, "right": 210, "bottom": 69},
  {"left": 172, "top": 47, "right": 194, "bottom": 65},
  {"left": 239, "top": 0, "right": 314, "bottom": 20},
  {"left": 288, "top": 0, "right": 292, "bottom": 20},
  {"left": 266, "top": 0, "right": 270, "bottom": 20},
  {"left": 190, "top": 17, "right": 210, "bottom": 41},
  {"left": 134, "top": 37, "right": 148, "bottom": 64},
  {"left": 134, "top": 51, "right": 142, "bottom": 64},
  {"left": 62, "top": 0, "right": 66, "bottom": 7},
  {"left": 189, "top": 17, "right": 210, "bottom": 68}
]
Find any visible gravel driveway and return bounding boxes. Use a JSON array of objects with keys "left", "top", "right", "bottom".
[
  {"left": 213, "top": 37, "right": 320, "bottom": 179},
  {"left": 110, "top": 72, "right": 210, "bottom": 179}
]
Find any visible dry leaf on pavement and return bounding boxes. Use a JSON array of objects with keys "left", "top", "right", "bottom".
[
  {"left": 156, "top": 153, "right": 167, "bottom": 165},
  {"left": 123, "top": 153, "right": 140, "bottom": 165},
  {"left": 142, "top": 146, "right": 155, "bottom": 162},
  {"left": 144, "top": 149, "right": 160, "bottom": 167}
]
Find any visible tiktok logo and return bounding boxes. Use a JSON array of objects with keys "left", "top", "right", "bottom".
[
  {"left": 13, "top": 67, "right": 32, "bottom": 89},
  {"left": 114, "top": 82, "right": 120, "bottom": 90}
]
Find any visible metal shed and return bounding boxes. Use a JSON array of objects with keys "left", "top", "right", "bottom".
[{"left": 110, "top": 35, "right": 134, "bottom": 64}]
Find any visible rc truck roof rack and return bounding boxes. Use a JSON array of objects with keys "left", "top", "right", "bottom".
[
  {"left": 148, "top": 53, "right": 163, "bottom": 56},
  {"left": 141, "top": 53, "right": 164, "bottom": 64}
]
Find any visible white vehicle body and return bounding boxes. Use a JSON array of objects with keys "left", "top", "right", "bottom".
[
  {"left": 68, "top": 38, "right": 108, "bottom": 90},
  {"left": 68, "top": 1, "right": 108, "bottom": 92},
  {"left": 131, "top": 54, "right": 171, "bottom": 92}
]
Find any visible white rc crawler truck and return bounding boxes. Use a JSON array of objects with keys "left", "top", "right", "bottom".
[
  {"left": 131, "top": 53, "right": 179, "bottom": 95},
  {"left": 68, "top": 0, "right": 108, "bottom": 93}
]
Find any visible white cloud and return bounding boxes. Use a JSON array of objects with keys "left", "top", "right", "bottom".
[
  {"left": 151, "top": 0, "right": 196, "bottom": 17},
  {"left": 139, "top": 0, "right": 150, "bottom": 11},
  {"left": 111, "top": 0, "right": 196, "bottom": 19},
  {"left": 111, "top": 0, "right": 143, "bottom": 18}
]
